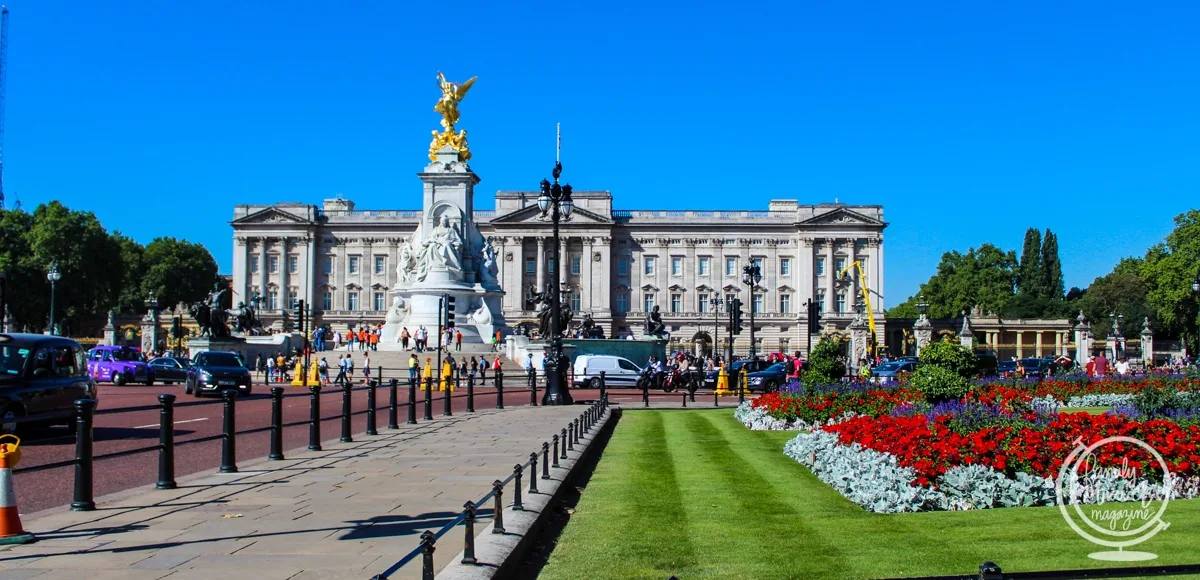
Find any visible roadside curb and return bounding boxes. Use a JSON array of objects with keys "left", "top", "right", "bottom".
[{"left": 436, "top": 406, "right": 620, "bottom": 580}]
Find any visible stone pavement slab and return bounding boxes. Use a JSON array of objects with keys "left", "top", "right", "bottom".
[{"left": 0, "top": 405, "right": 587, "bottom": 580}]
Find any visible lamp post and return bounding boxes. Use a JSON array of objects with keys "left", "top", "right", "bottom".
[
  {"left": 145, "top": 291, "right": 159, "bottom": 352},
  {"left": 537, "top": 162, "right": 574, "bottom": 405},
  {"left": 0, "top": 270, "right": 6, "bottom": 333},
  {"left": 46, "top": 263, "right": 62, "bottom": 335},
  {"left": 917, "top": 295, "right": 929, "bottom": 318},
  {"left": 1193, "top": 275, "right": 1200, "bottom": 357},
  {"left": 741, "top": 263, "right": 762, "bottom": 361},
  {"left": 709, "top": 296, "right": 722, "bottom": 361}
]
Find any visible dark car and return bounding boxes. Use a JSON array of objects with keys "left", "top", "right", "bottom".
[
  {"left": 704, "top": 359, "right": 772, "bottom": 387},
  {"left": 185, "top": 351, "right": 252, "bottom": 397},
  {"left": 148, "top": 357, "right": 192, "bottom": 384},
  {"left": 871, "top": 360, "right": 918, "bottom": 383},
  {"left": 746, "top": 363, "right": 789, "bottom": 393},
  {"left": 0, "top": 334, "right": 98, "bottom": 432}
]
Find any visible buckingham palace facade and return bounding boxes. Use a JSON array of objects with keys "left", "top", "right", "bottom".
[{"left": 230, "top": 192, "right": 887, "bottom": 357}]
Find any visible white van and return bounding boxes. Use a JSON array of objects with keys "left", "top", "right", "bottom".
[{"left": 572, "top": 355, "right": 642, "bottom": 388}]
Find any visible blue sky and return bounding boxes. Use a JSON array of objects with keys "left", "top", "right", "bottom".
[{"left": 5, "top": 0, "right": 1198, "bottom": 306}]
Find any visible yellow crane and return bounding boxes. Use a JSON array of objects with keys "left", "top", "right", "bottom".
[{"left": 838, "top": 261, "right": 878, "bottom": 355}]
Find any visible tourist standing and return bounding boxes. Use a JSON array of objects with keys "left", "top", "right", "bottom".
[
  {"left": 455, "top": 330, "right": 463, "bottom": 351},
  {"left": 409, "top": 353, "right": 419, "bottom": 383}
]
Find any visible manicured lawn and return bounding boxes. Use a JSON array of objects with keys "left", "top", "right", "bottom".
[{"left": 538, "top": 409, "right": 1200, "bottom": 580}]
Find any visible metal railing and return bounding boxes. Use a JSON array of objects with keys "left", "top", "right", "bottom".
[{"left": 371, "top": 397, "right": 610, "bottom": 580}]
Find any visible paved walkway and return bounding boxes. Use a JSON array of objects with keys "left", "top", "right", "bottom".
[{"left": 0, "top": 405, "right": 587, "bottom": 580}]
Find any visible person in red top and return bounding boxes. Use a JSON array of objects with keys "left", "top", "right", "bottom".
[
  {"left": 1085, "top": 356, "right": 1095, "bottom": 377},
  {"left": 455, "top": 330, "right": 463, "bottom": 351}
]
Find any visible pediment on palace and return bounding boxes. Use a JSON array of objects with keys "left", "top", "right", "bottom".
[
  {"left": 231, "top": 206, "right": 317, "bottom": 226},
  {"left": 488, "top": 204, "right": 612, "bottom": 225},
  {"left": 797, "top": 207, "right": 885, "bottom": 227},
  {"left": 722, "top": 284, "right": 741, "bottom": 292}
]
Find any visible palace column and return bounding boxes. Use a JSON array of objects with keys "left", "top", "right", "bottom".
[
  {"left": 258, "top": 238, "right": 269, "bottom": 300},
  {"left": 598, "top": 236, "right": 612, "bottom": 314},
  {"left": 236, "top": 237, "right": 251, "bottom": 301},
  {"left": 1015, "top": 331, "right": 1024, "bottom": 358},
  {"left": 560, "top": 237, "right": 569, "bottom": 289},
  {"left": 798, "top": 237, "right": 815, "bottom": 306},
  {"left": 304, "top": 236, "right": 316, "bottom": 308},
  {"left": 279, "top": 237, "right": 291, "bottom": 310},
  {"left": 1035, "top": 331, "right": 1044, "bottom": 358},
  {"left": 824, "top": 238, "right": 836, "bottom": 314},
  {"left": 497, "top": 237, "right": 509, "bottom": 310},
  {"left": 1055, "top": 331, "right": 1063, "bottom": 357},
  {"left": 536, "top": 237, "right": 546, "bottom": 293},
  {"left": 583, "top": 237, "right": 595, "bottom": 310}
]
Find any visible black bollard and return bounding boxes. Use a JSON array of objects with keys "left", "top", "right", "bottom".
[
  {"left": 423, "top": 376, "right": 433, "bottom": 420},
  {"left": 682, "top": 391, "right": 687, "bottom": 407},
  {"left": 443, "top": 372, "right": 453, "bottom": 417},
  {"left": 552, "top": 435, "right": 560, "bottom": 467},
  {"left": 542, "top": 442, "right": 550, "bottom": 479},
  {"left": 512, "top": 464, "right": 524, "bottom": 510},
  {"left": 70, "top": 398, "right": 97, "bottom": 511},
  {"left": 419, "top": 530, "right": 436, "bottom": 580},
  {"left": 496, "top": 369, "right": 504, "bottom": 409},
  {"left": 366, "top": 380, "right": 378, "bottom": 436},
  {"left": 220, "top": 390, "right": 238, "bottom": 473},
  {"left": 388, "top": 378, "right": 399, "bottom": 429},
  {"left": 714, "top": 387, "right": 719, "bottom": 407},
  {"left": 309, "top": 385, "right": 322, "bottom": 451},
  {"left": 560, "top": 429, "right": 568, "bottom": 459},
  {"left": 491, "top": 480, "right": 506, "bottom": 534},
  {"left": 643, "top": 381, "right": 650, "bottom": 408},
  {"left": 466, "top": 372, "right": 475, "bottom": 413},
  {"left": 529, "top": 367, "right": 538, "bottom": 407},
  {"left": 567, "top": 424, "right": 574, "bottom": 451},
  {"left": 461, "top": 501, "right": 478, "bottom": 565},
  {"left": 738, "top": 369, "right": 745, "bottom": 405},
  {"left": 529, "top": 452, "right": 539, "bottom": 494},
  {"left": 599, "top": 370, "right": 607, "bottom": 405},
  {"left": 156, "top": 394, "right": 177, "bottom": 490},
  {"left": 269, "top": 387, "right": 285, "bottom": 460},
  {"left": 408, "top": 377, "right": 418, "bottom": 425},
  {"left": 341, "top": 383, "right": 353, "bottom": 443}
]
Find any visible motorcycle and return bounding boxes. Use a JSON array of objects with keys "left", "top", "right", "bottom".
[{"left": 636, "top": 366, "right": 668, "bottom": 392}]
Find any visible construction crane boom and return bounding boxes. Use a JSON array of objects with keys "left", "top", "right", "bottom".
[
  {"left": 0, "top": 5, "right": 8, "bottom": 211},
  {"left": 838, "top": 261, "right": 878, "bottom": 355}
]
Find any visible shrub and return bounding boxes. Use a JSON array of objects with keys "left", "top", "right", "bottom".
[
  {"left": 919, "top": 339, "right": 978, "bottom": 378},
  {"left": 802, "top": 337, "right": 847, "bottom": 388},
  {"left": 910, "top": 365, "right": 971, "bottom": 403}
]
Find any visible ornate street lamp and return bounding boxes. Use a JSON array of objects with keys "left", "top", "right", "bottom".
[
  {"left": 538, "top": 162, "right": 574, "bottom": 405},
  {"left": 917, "top": 294, "right": 929, "bottom": 318},
  {"left": 709, "top": 296, "right": 722, "bottom": 360},
  {"left": 741, "top": 263, "right": 762, "bottom": 360},
  {"left": 46, "top": 263, "right": 62, "bottom": 335},
  {"left": 145, "top": 290, "right": 159, "bottom": 312},
  {"left": 1193, "top": 274, "right": 1200, "bottom": 355}
]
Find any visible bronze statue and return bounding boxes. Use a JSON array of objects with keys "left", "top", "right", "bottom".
[
  {"left": 529, "top": 283, "right": 574, "bottom": 339},
  {"left": 429, "top": 72, "right": 477, "bottom": 161},
  {"left": 579, "top": 313, "right": 605, "bottom": 339},
  {"left": 644, "top": 305, "right": 666, "bottom": 338}
]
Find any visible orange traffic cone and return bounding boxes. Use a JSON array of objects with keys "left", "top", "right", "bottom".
[{"left": 0, "top": 435, "right": 35, "bottom": 544}]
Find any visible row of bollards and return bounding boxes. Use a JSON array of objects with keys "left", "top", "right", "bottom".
[
  {"left": 397, "top": 397, "right": 610, "bottom": 580},
  {"left": 66, "top": 366, "right": 521, "bottom": 513}
]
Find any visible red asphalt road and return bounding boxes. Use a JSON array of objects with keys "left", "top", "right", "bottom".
[{"left": 11, "top": 375, "right": 733, "bottom": 515}]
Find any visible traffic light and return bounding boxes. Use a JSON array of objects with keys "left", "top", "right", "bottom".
[
  {"left": 444, "top": 295, "right": 456, "bottom": 327},
  {"left": 807, "top": 299, "right": 822, "bottom": 335},
  {"left": 730, "top": 298, "right": 744, "bottom": 335},
  {"left": 170, "top": 316, "right": 182, "bottom": 339},
  {"left": 293, "top": 300, "right": 305, "bottom": 332}
]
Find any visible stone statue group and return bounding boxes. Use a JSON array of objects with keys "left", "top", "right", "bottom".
[{"left": 188, "top": 284, "right": 263, "bottom": 338}]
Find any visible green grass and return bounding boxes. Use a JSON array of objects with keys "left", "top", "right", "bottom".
[{"left": 538, "top": 409, "right": 1200, "bottom": 580}]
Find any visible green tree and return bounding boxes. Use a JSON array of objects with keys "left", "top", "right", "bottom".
[
  {"left": 112, "top": 233, "right": 146, "bottom": 313},
  {"left": 918, "top": 339, "right": 978, "bottom": 378},
  {"left": 1017, "top": 228, "right": 1044, "bottom": 298},
  {"left": 1077, "top": 257, "right": 1152, "bottom": 339},
  {"left": 1140, "top": 210, "right": 1200, "bottom": 351},
  {"left": 1041, "top": 229, "right": 1064, "bottom": 300},
  {"left": 25, "top": 202, "right": 125, "bottom": 333},
  {"left": 802, "top": 336, "right": 847, "bottom": 387},
  {"left": 887, "top": 244, "right": 1017, "bottom": 319},
  {"left": 140, "top": 237, "right": 220, "bottom": 311},
  {"left": 0, "top": 209, "right": 45, "bottom": 331}
]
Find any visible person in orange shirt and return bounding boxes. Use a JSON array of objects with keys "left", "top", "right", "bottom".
[
  {"left": 369, "top": 330, "right": 379, "bottom": 351},
  {"left": 358, "top": 328, "right": 368, "bottom": 352}
]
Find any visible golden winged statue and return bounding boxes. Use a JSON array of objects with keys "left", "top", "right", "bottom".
[{"left": 429, "top": 72, "right": 477, "bottom": 162}]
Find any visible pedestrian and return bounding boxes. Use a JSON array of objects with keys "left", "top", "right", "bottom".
[
  {"left": 363, "top": 352, "right": 371, "bottom": 383},
  {"left": 422, "top": 357, "right": 433, "bottom": 390},
  {"left": 455, "top": 330, "right": 463, "bottom": 351},
  {"left": 492, "top": 355, "right": 502, "bottom": 386},
  {"left": 334, "top": 354, "right": 347, "bottom": 386},
  {"left": 370, "top": 329, "right": 379, "bottom": 352},
  {"left": 469, "top": 356, "right": 478, "bottom": 388},
  {"left": 409, "top": 353, "right": 420, "bottom": 383},
  {"left": 265, "top": 355, "right": 275, "bottom": 384},
  {"left": 318, "top": 357, "right": 329, "bottom": 384},
  {"left": 256, "top": 353, "right": 265, "bottom": 382},
  {"left": 478, "top": 354, "right": 488, "bottom": 382},
  {"left": 401, "top": 327, "right": 410, "bottom": 350}
]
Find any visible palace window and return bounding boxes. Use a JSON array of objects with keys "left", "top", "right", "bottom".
[
  {"left": 268, "top": 256, "right": 279, "bottom": 274},
  {"left": 348, "top": 291, "right": 360, "bottom": 311},
  {"left": 815, "top": 257, "right": 825, "bottom": 276},
  {"left": 267, "top": 289, "right": 278, "bottom": 310},
  {"left": 548, "top": 258, "right": 556, "bottom": 273},
  {"left": 816, "top": 290, "right": 826, "bottom": 312},
  {"left": 670, "top": 256, "right": 682, "bottom": 276},
  {"left": 779, "top": 294, "right": 791, "bottom": 314},
  {"left": 570, "top": 256, "right": 581, "bottom": 275},
  {"left": 617, "top": 257, "right": 630, "bottom": 276},
  {"left": 615, "top": 293, "right": 630, "bottom": 313},
  {"left": 644, "top": 257, "right": 655, "bottom": 276},
  {"left": 322, "top": 256, "right": 333, "bottom": 275},
  {"left": 348, "top": 256, "right": 360, "bottom": 275},
  {"left": 725, "top": 293, "right": 736, "bottom": 309},
  {"left": 698, "top": 257, "right": 710, "bottom": 276},
  {"left": 373, "top": 292, "right": 385, "bottom": 311},
  {"left": 525, "top": 257, "right": 536, "bottom": 274},
  {"left": 835, "top": 293, "right": 846, "bottom": 314},
  {"left": 698, "top": 293, "right": 710, "bottom": 313},
  {"left": 725, "top": 257, "right": 737, "bottom": 276},
  {"left": 780, "top": 258, "right": 791, "bottom": 276},
  {"left": 374, "top": 256, "right": 385, "bottom": 275},
  {"left": 571, "top": 293, "right": 581, "bottom": 311},
  {"left": 643, "top": 293, "right": 656, "bottom": 313},
  {"left": 287, "top": 288, "right": 298, "bottom": 309},
  {"left": 288, "top": 256, "right": 298, "bottom": 274},
  {"left": 834, "top": 257, "right": 847, "bottom": 275},
  {"left": 751, "top": 257, "right": 763, "bottom": 272},
  {"left": 752, "top": 294, "right": 763, "bottom": 314},
  {"left": 249, "top": 256, "right": 259, "bottom": 274},
  {"left": 671, "top": 293, "right": 682, "bottom": 313},
  {"left": 321, "top": 291, "right": 332, "bottom": 311}
]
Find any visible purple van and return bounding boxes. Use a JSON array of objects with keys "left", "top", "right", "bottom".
[{"left": 86, "top": 345, "right": 156, "bottom": 386}]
